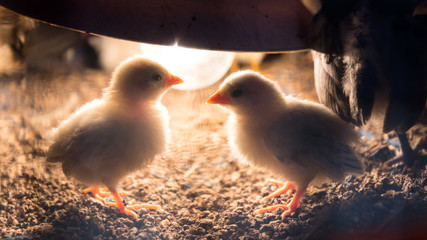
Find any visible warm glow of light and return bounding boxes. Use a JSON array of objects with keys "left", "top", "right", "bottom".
[{"left": 140, "top": 43, "right": 235, "bottom": 90}]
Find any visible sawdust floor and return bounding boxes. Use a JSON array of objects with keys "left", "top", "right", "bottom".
[{"left": 1, "top": 52, "right": 426, "bottom": 240}]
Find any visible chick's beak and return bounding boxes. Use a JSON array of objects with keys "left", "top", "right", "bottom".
[
  {"left": 206, "top": 90, "right": 229, "bottom": 105},
  {"left": 165, "top": 74, "right": 184, "bottom": 87}
]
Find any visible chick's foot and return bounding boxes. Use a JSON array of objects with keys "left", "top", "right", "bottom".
[
  {"left": 82, "top": 187, "right": 110, "bottom": 203},
  {"left": 255, "top": 181, "right": 305, "bottom": 219},
  {"left": 260, "top": 179, "right": 295, "bottom": 202},
  {"left": 83, "top": 187, "right": 132, "bottom": 205},
  {"left": 108, "top": 188, "right": 161, "bottom": 219}
]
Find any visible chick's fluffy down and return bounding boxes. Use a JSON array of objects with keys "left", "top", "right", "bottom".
[
  {"left": 47, "top": 98, "right": 169, "bottom": 187},
  {"left": 222, "top": 71, "right": 363, "bottom": 186}
]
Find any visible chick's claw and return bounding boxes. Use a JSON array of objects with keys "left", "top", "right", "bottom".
[
  {"left": 128, "top": 203, "right": 160, "bottom": 211},
  {"left": 108, "top": 188, "right": 138, "bottom": 218},
  {"left": 108, "top": 188, "right": 161, "bottom": 219},
  {"left": 107, "top": 202, "right": 137, "bottom": 219},
  {"left": 282, "top": 190, "right": 305, "bottom": 219},
  {"left": 83, "top": 187, "right": 131, "bottom": 198},
  {"left": 254, "top": 204, "right": 289, "bottom": 215},
  {"left": 82, "top": 187, "right": 110, "bottom": 203},
  {"left": 119, "top": 196, "right": 161, "bottom": 211},
  {"left": 108, "top": 202, "right": 162, "bottom": 219},
  {"left": 261, "top": 180, "right": 295, "bottom": 202},
  {"left": 256, "top": 185, "right": 305, "bottom": 219},
  {"left": 254, "top": 201, "right": 299, "bottom": 219}
]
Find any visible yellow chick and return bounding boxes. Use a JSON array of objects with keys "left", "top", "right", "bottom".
[
  {"left": 207, "top": 70, "right": 363, "bottom": 219},
  {"left": 47, "top": 56, "right": 183, "bottom": 218}
]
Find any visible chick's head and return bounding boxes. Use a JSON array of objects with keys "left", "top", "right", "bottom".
[
  {"left": 207, "top": 70, "right": 285, "bottom": 116},
  {"left": 106, "top": 56, "right": 183, "bottom": 103}
]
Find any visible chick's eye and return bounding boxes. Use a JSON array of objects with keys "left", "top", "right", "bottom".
[
  {"left": 231, "top": 89, "right": 243, "bottom": 98},
  {"left": 152, "top": 74, "right": 162, "bottom": 82}
]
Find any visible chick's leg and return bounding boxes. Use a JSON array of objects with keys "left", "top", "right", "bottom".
[
  {"left": 281, "top": 189, "right": 305, "bottom": 218},
  {"left": 107, "top": 187, "right": 161, "bottom": 219}
]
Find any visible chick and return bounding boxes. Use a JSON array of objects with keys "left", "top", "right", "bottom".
[
  {"left": 207, "top": 70, "right": 363, "bottom": 218},
  {"left": 46, "top": 56, "right": 183, "bottom": 218}
]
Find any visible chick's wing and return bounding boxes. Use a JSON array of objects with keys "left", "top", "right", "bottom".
[
  {"left": 264, "top": 110, "right": 361, "bottom": 181},
  {"left": 47, "top": 116, "right": 133, "bottom": 171}
]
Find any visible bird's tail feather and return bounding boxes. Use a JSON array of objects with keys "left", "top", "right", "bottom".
[{"left": 341, "top": 154, "right": 364, "bottom": 176}]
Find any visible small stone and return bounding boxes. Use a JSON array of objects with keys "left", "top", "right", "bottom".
[
  {"left": 12, "top": 218, "right": 19, "bottom": 225},
  {"left": 130, "top": 227, "right": 138, "bottom": 235},
  {"left": 161, "top": 219, "right": 171, "bottom": 226},
  {"left": 231, "top": 172, "right": 241, "bottom": 181}
]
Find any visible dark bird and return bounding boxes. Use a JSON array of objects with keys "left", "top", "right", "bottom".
[{"left": 308, "top": 0, "right": 427, "bottom": 166}]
